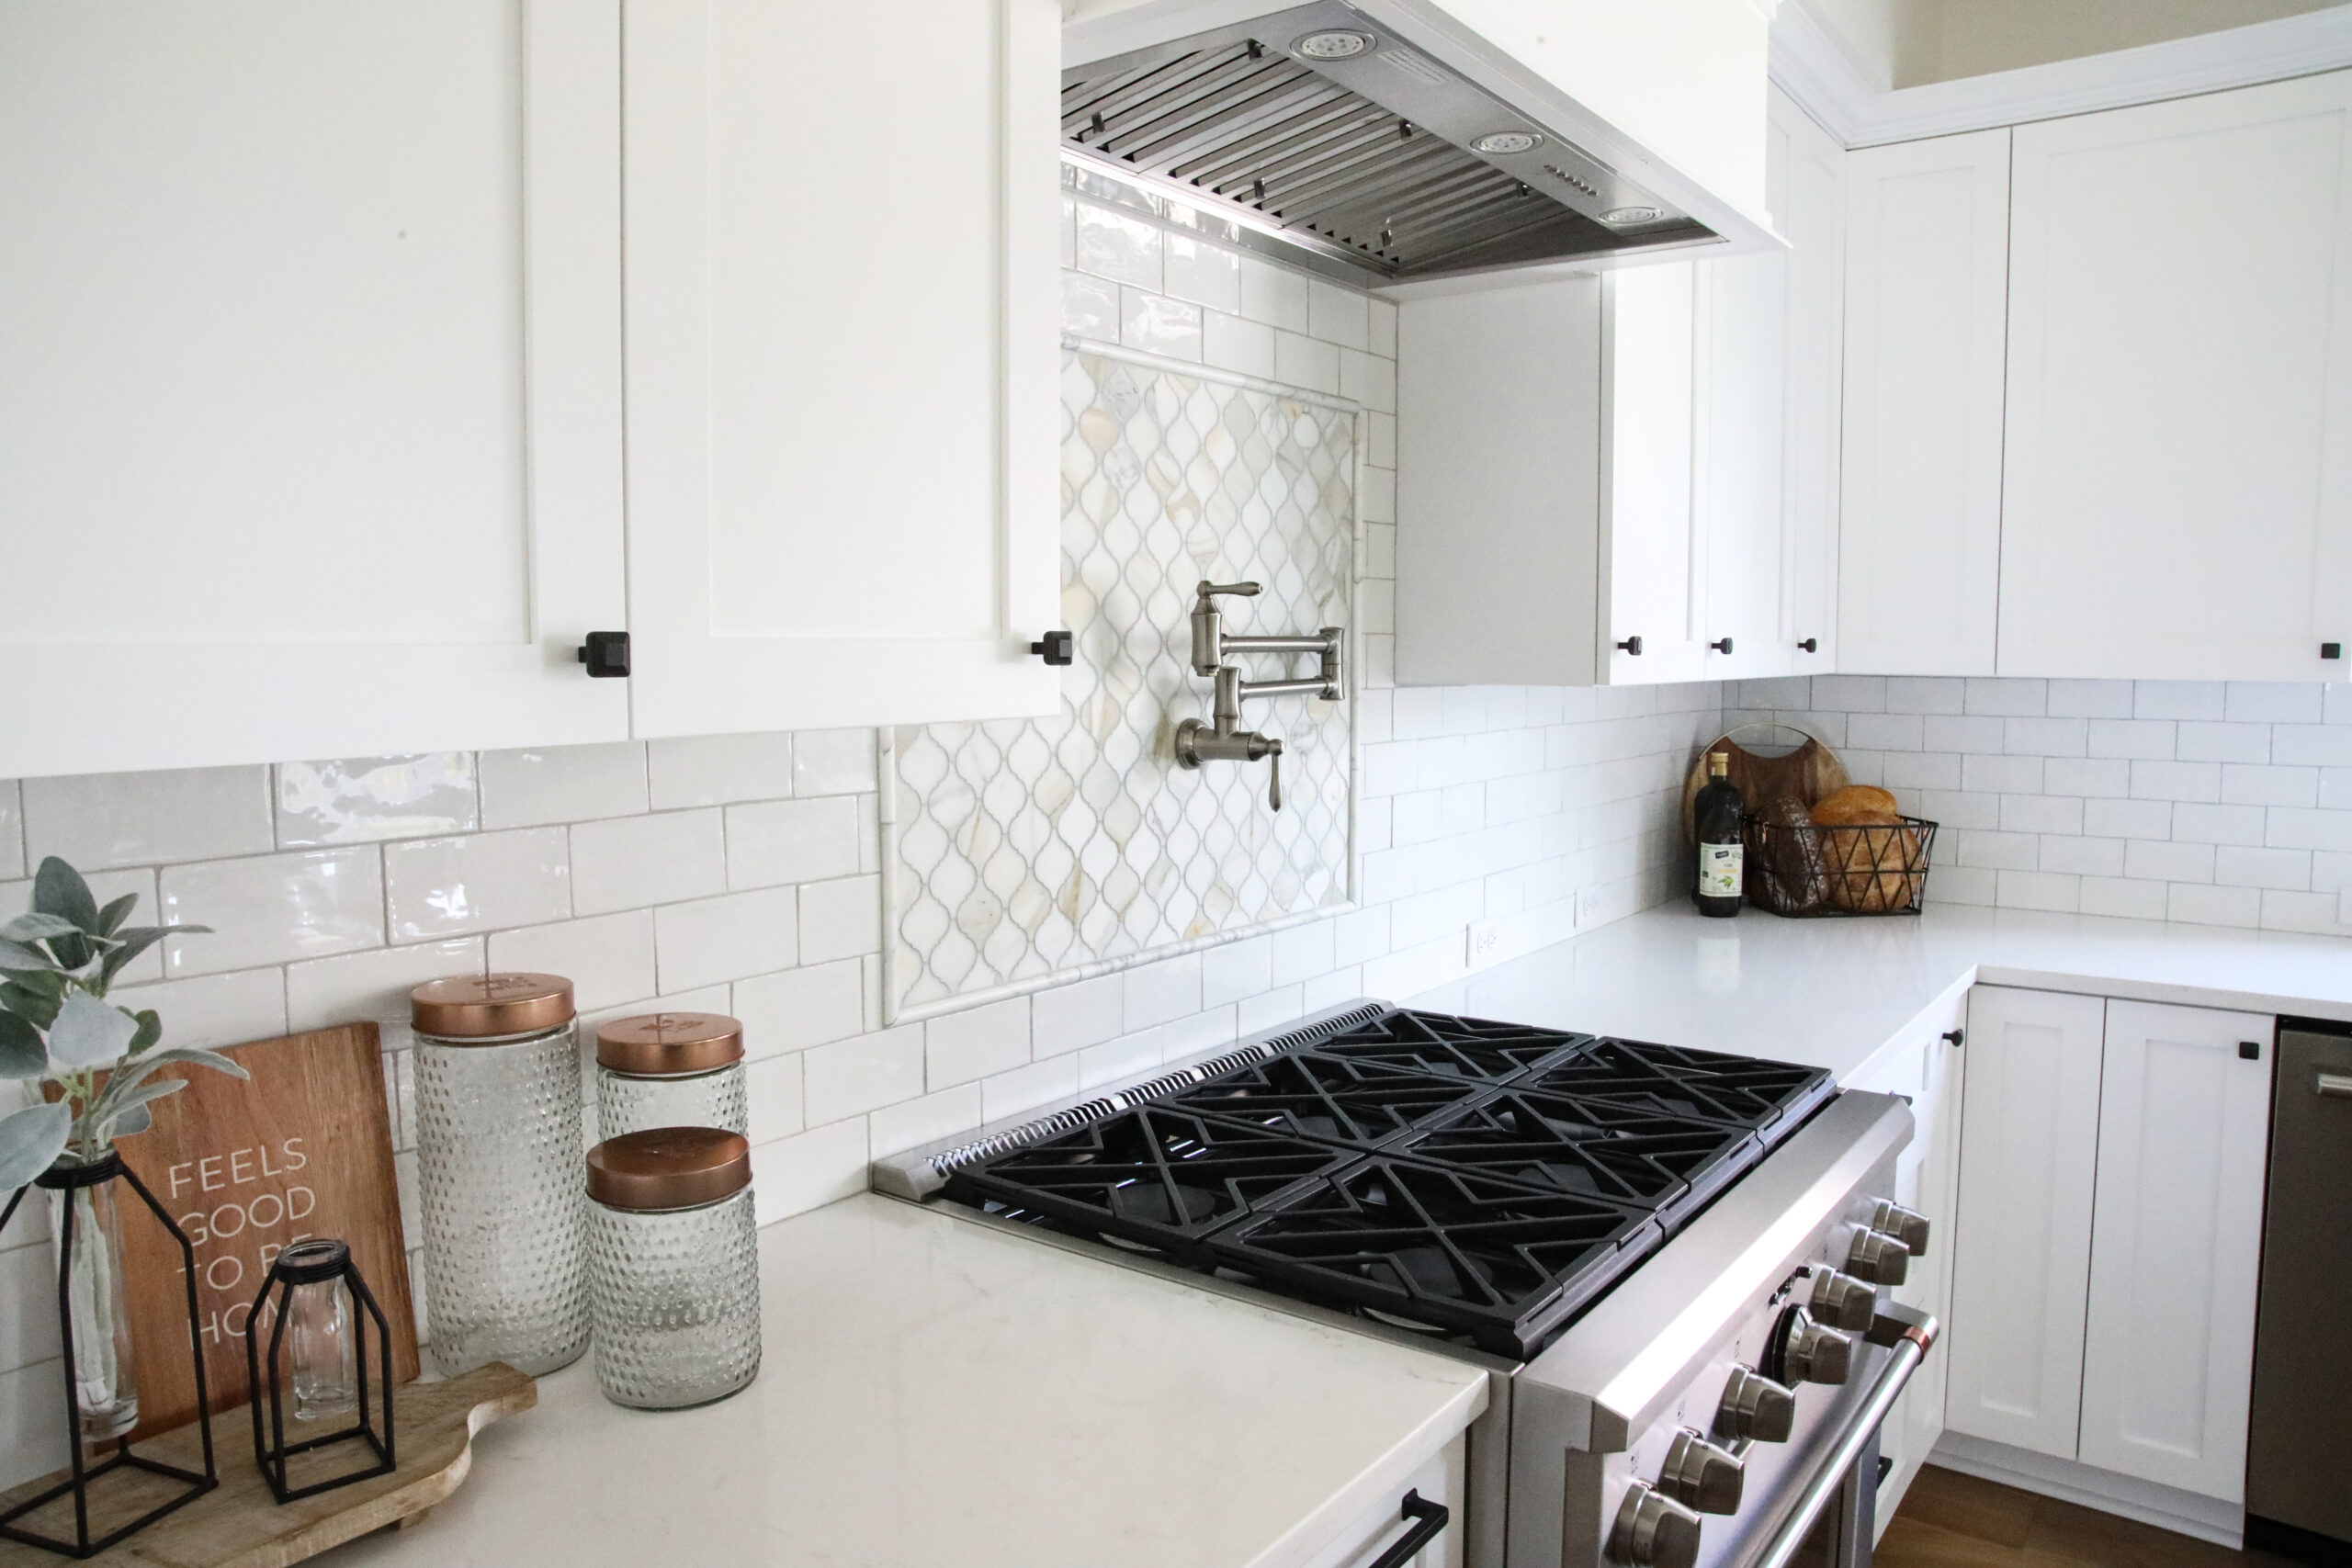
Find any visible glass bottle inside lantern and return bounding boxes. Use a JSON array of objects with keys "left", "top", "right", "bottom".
[{"left": 277, "top": 1239, "right": 357, "bottom": 1422}]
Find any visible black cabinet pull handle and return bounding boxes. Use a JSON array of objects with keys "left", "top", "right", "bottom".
[
  {"left": 1710, "top": 637, "right": 1735, "bottom": 655},
  {"left": 1030, "top": 630, "right": 1074, "bottom": 666},
  {"left": 1798, "top": 637, "right": 1818, "bottom": 653},
  {"left": 577, "top": 631, "right": 630, "bottom": 678},
  {"left": 1615, "top": 636, "right": 1644, "bottom": 656},
  {"left": 1941, "top": 1030, "right": 1964, "bottom": 1048},
  {"left": 1364, "top": 1492, "right": 1450, "bottom": 1568},
  {"left": 2325, "top": 642, "right": 2344, "bottom": 660}
]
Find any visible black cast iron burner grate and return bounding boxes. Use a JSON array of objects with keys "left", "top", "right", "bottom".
[
  {"left": 1296, "top": 1010, "right": 1596, "bottom": 1082},
  {"left": 1161, "top": 1051, "right": 1489, "bottom": 1146},
  {"left": 1392, "top": 1089, "right": 1760, "bottom": 1221},
  {"left": 943, "top": 1105, "right": 1355, "bottom": 1246},
  {"left": 1513, "top": 1038, "right": 1834, "bottom": 1134},
  {"left": 1204, "top": 1156, "right": 1660, "bottom": 1358}
]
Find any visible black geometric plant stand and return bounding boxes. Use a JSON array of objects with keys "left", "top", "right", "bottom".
[
  {"left": 0, "top": 1152, "right": 217, "bottom": 1559},
  {"left": 247, "top": 1239, "right": 395, "bottom": 1504}
]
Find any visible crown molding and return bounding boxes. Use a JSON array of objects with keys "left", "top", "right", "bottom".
[{"left": 1772, "top": 2, "right": 2352, "bottom": 150}]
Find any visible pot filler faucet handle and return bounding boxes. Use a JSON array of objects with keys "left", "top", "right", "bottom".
[
  {"left": 1176, "top": 667, "right": 1285, "bottom": 810},
  {"left": 1191, "top": 581, "right": 1261, "bottom": 675}
]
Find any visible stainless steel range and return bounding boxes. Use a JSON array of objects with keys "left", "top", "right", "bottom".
[{"left": 872, "top": 1002, "right": 1937, "bottom": 1568}]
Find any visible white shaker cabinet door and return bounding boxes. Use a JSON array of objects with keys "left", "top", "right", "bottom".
[
  {"left": 1774, "top": 87, "right": 1845, "bottom": 678},
  {"left": 1600, "top": 264, "right": 1708, "bottom": 686},
  {"left": 2077, "top": 1000, "right": 2274, "bottom": 1501},
  {"left": 1942, "top": 986, "right": 2105, "bottom": 1460},
  {"left": 621, "top": 0, "right": 1062, "bottom": 738},
  {"left": 1998, "top": 72, "right": 2352, "bottom": 682},
  {"left": 0, "top": 0, "right": 628, "bottom": 777},
  {"left": 1837, "top": 130, "right": 2009, "bottom": 677}
]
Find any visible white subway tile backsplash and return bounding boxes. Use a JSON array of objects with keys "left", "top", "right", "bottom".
[
  {"left": 2222, "top": 764, "right": 2318, "bottom": 807},
  {"left": 2000, "top": 795, "right": 2083, "bottom": 835},
  {"left": 2045, "top": 679, "right": 2135, "bottom": 718},
  {"left": 1926, "top": 716, "right": 2005, "bottom": 754},
  {"left": 869, "top": 1082, "right": 981, "bottom": 1159},
  {"left": 1996, "top": 870, "right": 2078, "bottom": 912},
  {"left": 2087, "top": 719, "right": 2175, "bottom": 759},
  {"left": 2274, "top": 725, "right": 2352, "bottom": 767},
  {"left": 2177, "top": 722, "right": 2269, "bottom": 763},
  {"left": 1271, "top": 919, "right": 1339, "bottom": 987},
  {"left": 25, "top": 766, "right": 273, "bottom": 871},
  {"left": 1162, "top": 235, "right": 1241, "bottom": 314},
  {"left": 1120, "top": 287, "right": 1204, "bottom": 360},
  {"left": 2080, "top": 874, "right": 2168, "bottom": 919},
  {"left": 1884, "top": 678, "right": 1966, "bottom": 715},
  {"left": 2168, "top": 882, "right": 2263, "bottom": 928},
  {"left": 570, "top": 809, "right": 726, "bottom": 916},
  {"left": 979, "top": 1054, "right": 1081, "bottom": 1125},
  {"left": 112, "top": 968, "right": 288, "bottom": 1051},
  {"left": 384, "top": 828, "right": 569, "bottom": 942},
  {"left": 925, "top": 997, "right": 1031, "bottom": 1089},
  {"left": 655, "top": 888, "right": 797, "bottom": 994},
  {"left": 1961, "top": 754, "right": 2041, "bottom": 795},
  {"left": 2169, "top": 802, "right": 2267, "bottom": 846},
  {"left": 2135, "top": 682, "right": 2227, "bottom": 720},
  {"left": 488, "top": 911, "right": 656, "bottom": 1014},
  {"left": 1203, "top": 310, "right": 1277, "bottom": 378},
  {"left": 1273, "top": 331, "right": 1341, "bottom": 395},
  {"left": 1072, "top": 201, "right": 1159, "bottom": 288},
  {"left": 743, "top": 1052, "right": 805, "bottom": 1148},
  {"left": 1062, "top": 272, "right": 1120, "bottom": 340},
  {"left": 2124, "top": 839, "right": 2214, "bottom": 883},
  {"left": 2039, "top": 835, "right": 2125, "bottom": 877},
  {"left": 1306, "top": 278, "right": 1369, "bottom": 350},
  {"left": 803, "top": 1023, "right": 924, "bottom": 1124},
  {"left": 1125, "top": 952, "right": 1204, "bottom": 1030},
  {"left": 749, "top": 1118, "right": 868, "bottom": 1228},
  {"left": 1032, "top": 971, "right": 1124, "bottom": 1058},
  {"left": 645, "top": 733, "right": 795, "bottom": 811},
  {"left": 2003, "top": 717, "right": 2086, "bottom": 757},
  {"left": 1848, "top": 713, "right": 1923, "bottom": 750},
  {"left": 733, "top": 958, "right": 864, "bottom": 1057},
  {"left": 2085, "top": 797, "right": 2173, "bottom": 840},
  {"left": 0, "top": 783, "right": 20, "bottom": 882},
  {"left": 286, "top": 938, "right": 481, "bottom": 1032},
  {"left": 1340, "top": 348, "right": 1396, "bottom": 412},
  {"left": 161, "top": 848, "right": 381, "bottom": 976},
  {"left": 479, "top": 743, "right": 646, "bottom": 830},
  {"left": 2268, "top": 807, "right": 2352, "bottom": 852},
  {"left": 798, "top": 874, "right": 880, "bottom": 964},
  {"left": 277, "top": 754, "right": 476, "bottom": 847},
  {"left": 1238, "top": 255, "right": 1309, "bottom": 332},
  {"left": 792, "top": 730, "right": 876, "bottom": 796},
  {"left": 1201, "top": 936, "right": 1272, "bottom": 1009},
  {"left": 2217, "top": 845, "right": 2312, "bottom": 890},
  {"left": 2130, "top": 759, "right": 2222, "bottom": 802},
  {"left": 726, "top": 796, "right": 860, "bottom": 889},
  {"left": 2042, "top": 757, "right": 2131, "bottom": 798},
  {"left": 2227, "top": 682, "right": 2324, "bottom": 724},
  {"left": 1965, "top": 677, "right": 2045, "bottom": 716},
  {"left": 1367, "top": 297, "right": 1397, "bottom": 358}
]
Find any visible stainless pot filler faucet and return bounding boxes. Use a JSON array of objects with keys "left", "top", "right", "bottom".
[{"left": 1172, "top": 581, "right": 1343, "bottom": 812}]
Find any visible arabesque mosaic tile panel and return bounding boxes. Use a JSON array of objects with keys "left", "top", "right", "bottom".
[{"left": 887, "top": 349, "right": 1357, "bottom": 1014}]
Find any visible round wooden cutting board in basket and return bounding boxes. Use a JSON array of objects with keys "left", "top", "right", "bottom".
[
  {"left": 1680, "top": 724, "right": 1938, "bottom": 915},
  {"left": 1679, "top": 724, "right": 1849, "bottom": 841}
]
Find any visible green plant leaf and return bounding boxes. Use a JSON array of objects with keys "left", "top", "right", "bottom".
[
  {"left": 110, "top": 1101, "right": 153, "bottom": 1139},
  {"left": 126, "top": 1010, "right": 162, "bottom": 1056},
  {"left": 31, "top": 858, "right": 99, "bottom": 934},
  {"left": 87, "top": 1076, "right": 185, "bottom": 1144},
  {"left": 47, "top": 932, "right": 93, "bottom": 974},
  {"left": 0, "top": 1012, "right": 44, "bottom": 1079},
  {"left": 1, "top": 978, "right": 64, "bottom": 1030},
  {"left": 1, "top": 913, "right": 81, "bottom": 943},
  {"left": 0, "top": 940, "right": 57, "bottom": 975},
  {"left": 97, "top": 930, "right": 169, "bottom": 990},
  {"left": 96, "top": 1045, "right": 249, "bottom": 1105},
  {"left": 0, "top": 1102, "right": 71, "bottom": 1193},
  {"left": 46, "top": 992, "right": 138, "bottom": 1069},
  {"left": 96, "top": 893, "right": 138, "bottom": 938}
]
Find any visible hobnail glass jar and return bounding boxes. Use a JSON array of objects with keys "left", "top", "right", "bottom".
[
  {"left": 585, "top": 1128, "right": 762, "bottom": 1410},
  {"left": 411, "top": 973, "right": 590, "bottom": 1378},
  {"left": 594, "top": 1012, "right": 748, "bottom": 1140}
]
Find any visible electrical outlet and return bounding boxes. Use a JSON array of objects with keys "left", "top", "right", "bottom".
[
  {"left": 1576, "top": 886, "right": 1604, "bottom": 927},
  {"left": 1468, "top": 919, "right": 1502, "bottom": 965}
]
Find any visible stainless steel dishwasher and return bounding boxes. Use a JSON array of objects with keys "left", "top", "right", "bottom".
[{"left": 2245, "top": 1020, "right": 2352, "bottom": 1562}]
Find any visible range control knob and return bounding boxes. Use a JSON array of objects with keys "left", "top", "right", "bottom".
[
  {"left": 1771, "top": 1305, "right": 1855, "bottom": 1386},
  {"left": 1870, "top": 1199, "right": 1931, "bottom": 1257},
  {"left": 1609, "top": 1482, "right": 1703, "bottom": 1568},
  {"left": 1847, "top": 1226, "right": 1911, "bottom": 1286},
  {"left": 1714, "top": 1365, "right": 1797, "bottom": 1443},
  {"left": 1659, "top": 1427, "right": 1745, "bottom": 1515},
  {"left": 1810, "top": 1268, "right": 1879, "bottom": 1332}
]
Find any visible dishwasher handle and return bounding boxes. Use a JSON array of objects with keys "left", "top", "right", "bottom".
[
  {"left": 1361, "top": 1490, "right": 1450, "bottom": 1568},
  {"left": 2316, "top": 1071, "right": 2352, "bottom": 1100}
]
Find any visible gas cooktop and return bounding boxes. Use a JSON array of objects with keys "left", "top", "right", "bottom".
[{"left": 938, "top": 1008, "right": 1833, "bottom": 1358}]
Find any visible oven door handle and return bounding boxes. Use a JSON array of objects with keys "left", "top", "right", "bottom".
[
  {"left": 1743, "top": 1302, "right": 1939, "bottom": 1568},
  {"left": 1358, "top": 1490, "right": 1449, "bottom": 1568}
]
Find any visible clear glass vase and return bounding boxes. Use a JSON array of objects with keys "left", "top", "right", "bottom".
[{"left": 52, "top": 1171, "right": 140, "bottom": 1446}]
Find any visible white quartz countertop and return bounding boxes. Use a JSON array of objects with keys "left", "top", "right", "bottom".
[
  {"left": 330, "top": 1193, "right": 1487, "bottom": 1568},
  {"left": 1410, "top": 902, "right": 2352, "bottom": 1079}
]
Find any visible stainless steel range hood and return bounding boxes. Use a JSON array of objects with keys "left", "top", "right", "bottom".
[{"left": 1063, "top": 0, "right": 1749, "bottom": 292}]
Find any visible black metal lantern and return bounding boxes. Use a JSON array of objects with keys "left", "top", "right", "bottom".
[
  {"left": 245, "top": 1237, "right": 395, "bottom": 1503},
  {"left": 0, "top": 1150, "right": 218, "bottom": 1559}
]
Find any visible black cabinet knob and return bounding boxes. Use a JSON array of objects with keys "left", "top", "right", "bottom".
[
  {"left": 1030, "top": 630, "right": 1074, "bottom": 666},
  {"left": 1710, "top": 637, "right": 1735, "bottom": 655},
  {"left": 577, "top": 631, "right": 630, "bottom": 678},
  {"left": 1797, "top": 637, "right": 1818, "bottom": 653},
  {"left": 1941, "top": 1029, "right": 1964, "bottom": 1048},
  {"left": 2325, "top": 642, "right": 2344, "bottom": 660},
  {"left": 1615, "top": 636, "right": 1644, "bottom": 656}
]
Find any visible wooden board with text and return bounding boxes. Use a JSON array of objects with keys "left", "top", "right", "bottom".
[{"left": 106, "top": 1023, "right": 417, "bottom": 1440}]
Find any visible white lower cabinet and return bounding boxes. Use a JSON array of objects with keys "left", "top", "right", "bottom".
[
  {"left": 2076, "top": 1000, "right": 2274, "bottom": 1500},
  {"left": 1940, "top": 987, "right": 2274, "bottom": 1506},
  {"left": 1296, "top": 1433, "right": 1464, "bottom": 1568}
]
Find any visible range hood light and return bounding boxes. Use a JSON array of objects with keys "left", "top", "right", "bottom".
[
  {"left": 1600, "top": 205, "right": 1666, "bottom": 225},
  {"left": 1472, "top": 131, "right": 1542, "bottom": 155},
  {"left": 1294, "top": 29, "right": 1374, "bottom": 60}
]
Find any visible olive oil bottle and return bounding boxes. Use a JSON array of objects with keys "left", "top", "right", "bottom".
[{"left": 1693, "top": 751, "right": 1744, "bottom": 918}]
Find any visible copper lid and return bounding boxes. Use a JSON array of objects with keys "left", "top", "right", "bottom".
[
  {"left": 411, "top": 973, "right": 575, "bottom": 1039},
  {"left": 595, "top": 1012, "right": 744, "bottom": 1077},
  {"left": 585, "top": 1127, "right": 752, "bottom": 1212}
]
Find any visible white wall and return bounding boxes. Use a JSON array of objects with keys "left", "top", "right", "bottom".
[{"left": 1792, "top": 0, "right": 2350, "bottom": 88}]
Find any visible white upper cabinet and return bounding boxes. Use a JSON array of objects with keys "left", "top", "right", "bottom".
[
  {"left": 1602, "top": 264, "right": 1707, "bottom": 686},
  {"left": 1838, "top": 129, "right": 2010, "bottom": 677},
  {"left": 2077, "top": 1000, "right": 2274, "bottom": 1500},
  {"left": 0, "top": 0, "right": 628, "bottom": 777},
  {"left": 620, "top": 0, "right": 1062, "bottom": 739},
  {"left": 1999, "top": 72, "right": 2352, "bottom": 682},
  {"left": 1943, "top": 986, "right": 2105, "bottom": 1461}
]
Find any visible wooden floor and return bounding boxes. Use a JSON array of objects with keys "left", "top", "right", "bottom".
[{"left": 1880, "top": 1466, "right": 2299, "bottom": 1568}]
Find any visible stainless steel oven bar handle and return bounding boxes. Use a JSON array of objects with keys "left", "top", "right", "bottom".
[{"left": 1744, "top": 1303, "right": 1939, "bottom": 1568}]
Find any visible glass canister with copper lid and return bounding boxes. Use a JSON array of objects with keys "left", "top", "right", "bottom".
[
  {"left": 584, "top": 1127, "right": 762, "bottom": 1409},
  {"left": 411, "top": 972, "right": 591, "bottom": 1378},
  {"left": 595, "top": 1012, "right": 748, "bottom": 1140}
]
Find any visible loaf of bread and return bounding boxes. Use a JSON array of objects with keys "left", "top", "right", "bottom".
[{"left": 1808, "top": 784, "right": 1900, "bottom": 826}]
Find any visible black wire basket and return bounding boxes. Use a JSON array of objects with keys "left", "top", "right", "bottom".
[{"left": 1742, "top": 814, "right": 1939, "bottom": 916}]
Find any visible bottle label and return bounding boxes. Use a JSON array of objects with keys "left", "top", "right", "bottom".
[{"left": 1699, "top": 842, "right": 1743, "bottom": 898}]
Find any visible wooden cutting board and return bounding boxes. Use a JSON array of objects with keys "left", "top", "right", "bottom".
[{"left": 73, "top": 1024, "right": 419, "bottom": 1441}]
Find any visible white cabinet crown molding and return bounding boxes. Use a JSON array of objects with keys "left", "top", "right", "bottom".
[{"left": 1774, "top": 1, "right": 2352, "bottom": 149}]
